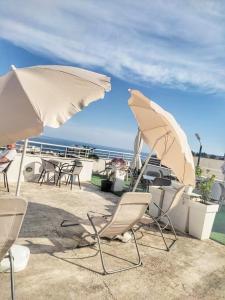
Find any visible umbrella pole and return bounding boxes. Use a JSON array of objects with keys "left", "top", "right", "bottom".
[
  {"left": 132, "top": 149, "right": 155, "bottom": 192},
  {"left": 16, "top": 139, "right": 28, "bottom": 196},
  {"left": 132, "top": 133, "right": 168, "bottom": 192}
]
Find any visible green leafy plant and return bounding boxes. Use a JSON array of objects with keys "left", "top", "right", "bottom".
[
  {"left": 199, "top": 174, "right": 216, "bottom": 204},
  {"left": 195, "top": 166, "right": 202, "bottom": 177}
]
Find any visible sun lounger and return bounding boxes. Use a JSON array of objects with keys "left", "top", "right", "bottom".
[
  {"left": 76, "top": 192, "right": 151, "bottom": 274},
  {"left": 0, "top": 197, "right": 28, "bottom": 299}
]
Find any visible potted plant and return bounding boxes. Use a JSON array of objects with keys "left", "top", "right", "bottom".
[
  {"left": 189, "top": 169, "right": 219, "bottom": 240},
  {"left": 110, "top": 158, "right": 127, "bottom": 192}
]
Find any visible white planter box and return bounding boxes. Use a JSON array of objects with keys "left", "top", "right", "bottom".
[
  {"left": 148, "top": 187, "right": 165, "bottom": 218},
  {"left": 161, "top": 187, "right": 190, "bottom": 233},
  {"left": 111, "top": 169, "right": 126, "bottom": 192},
  {"left": 189, "top": 200, "right": 219, "bottom": 240}
]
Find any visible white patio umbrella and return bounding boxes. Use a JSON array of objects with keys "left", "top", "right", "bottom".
[
  {"left": 130, "top": 128, "right": 143, "bottom": 171},
  {"left": 128, "top": 89, "right": 195, "bottom": 191},
  {"left": 0, "top": 65, "right": 111, "bottom": 195}
]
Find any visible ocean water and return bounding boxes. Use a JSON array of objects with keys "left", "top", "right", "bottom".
[{"left": 30, "top": 135, "right": 135, "bottom": 154}]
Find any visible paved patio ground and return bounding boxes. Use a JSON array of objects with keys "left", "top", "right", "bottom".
[{"left": 1, "top": 182, "right": 225, "bottom": 300}]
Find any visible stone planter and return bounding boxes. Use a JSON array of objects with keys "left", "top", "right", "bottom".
[
  {"left": 111, "top": 169, "right": 126, "bottom": 192},
  {"left": 189, "top": 199, "right": 219, "bottom": 240}
]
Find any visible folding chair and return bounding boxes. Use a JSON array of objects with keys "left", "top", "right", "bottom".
[
  {"left": 0, "top": 161, "right": 13, "bottom": 192},
  {"left": 138, "top": 185, "right": 185, "bottom": 251},
  {"left": 78, "top": 192, "right": 151, "bottom": 274},
  {"left": 0, "top": 197, "right": 28, "bottom": 299}
]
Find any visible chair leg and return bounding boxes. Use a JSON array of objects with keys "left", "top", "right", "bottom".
[
  {"left": 66, "top": 175, "right": 70, "bottom": 186},
  {"left": 77, "top": 175, "right": 81, "bottom": 189},
  {"left": 151, "top": 216, "right": 170, "bottom": 251},
  {"left": 9, "top": 249, "right": 15, "bottom": 300},
  {"left": 40, "top": 170, "right": 46, "bottom": 186},
  {"left": 5, "top": 173, "right": 9, "bottom": 192},
  {"left": 38, "top": 170, "right": 44, "bottom": 183},
  {"left": 70, "top": 175, "right": 73, "bottom": 190},
  {"left": 96, "top": 228, "right": 143, "bottom": 275},
  {"left": 3, "top": 173, "right": 6, "bottom": 187},
  {"left": 166, "top": 214, "right": 177, "bottom": 243},
  {"left": 56, "top": 172, "right": 61, "bottom": 187}
]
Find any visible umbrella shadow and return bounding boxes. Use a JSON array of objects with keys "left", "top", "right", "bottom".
[{"left": 20, "top": 202, "right": 87, "bottom": 254}]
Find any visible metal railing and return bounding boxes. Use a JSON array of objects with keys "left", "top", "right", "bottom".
[
  {"left": 16, "top": 140, "right": 92, "bottom": 159},
  {"left": 14, "top": 140, "right": 160, "bottom": 163}
]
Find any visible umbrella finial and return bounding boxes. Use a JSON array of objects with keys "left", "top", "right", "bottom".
[{"left": 11, "top": 65, "right": 16, "bottom": 71}]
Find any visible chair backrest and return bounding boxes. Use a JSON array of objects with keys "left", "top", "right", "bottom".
[
  {"left": 165, "top": 185, "right": 185, "bottom": 213},
  {"left": 0, "top": 197, "right": 28, "bottom": 261},
  {"left": 41, "top": 159, "right": 57, "bottom": 172},
  {"left": 99, "top": 192, "right": 151, "bottom": 238},
  {"left": 72, "top": 161, "right": 83, "bottom": 175}
]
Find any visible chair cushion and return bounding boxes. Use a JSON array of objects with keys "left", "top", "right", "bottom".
[{"left": 0, "top": 245, "right": 30, "bottom": 273}]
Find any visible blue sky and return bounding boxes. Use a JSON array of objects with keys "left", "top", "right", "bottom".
[{"left": 0, "top": 0, "right": 225, "bottom": 155}]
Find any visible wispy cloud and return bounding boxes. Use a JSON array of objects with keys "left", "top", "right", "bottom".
[{"left": 1, "top": 0, "right": 225, "bottom": 91}]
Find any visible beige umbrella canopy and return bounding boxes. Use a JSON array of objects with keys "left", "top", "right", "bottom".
[
  {"left": 130, "top": 128, "right": 143, "bottom": 171},
  {"left": 0, "top": 65, "right": 111, "bottom": 145},
  {"left": 0, "top": 65, "right": 111, "bottom": 195},
  {"left": 128, "top": 89, "right": 195, "bottom": 187}
]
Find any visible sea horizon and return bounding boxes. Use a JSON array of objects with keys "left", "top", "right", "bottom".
[{"left": 31, "top": 135, "right": 136, "bottom": 154}]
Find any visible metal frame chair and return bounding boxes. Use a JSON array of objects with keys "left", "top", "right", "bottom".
[
  {"left": 0, "top": 197, "right": 28, "bottom": 300},
  {"left": 57, "top": 161, "right": 83, "bottom": 190},
  {"left": 0, "top": 161, "right": 13, "bottom": 192},
  {"left": 137, "top": 185, "right": 185, "bottom": 251},
  {"left": 79, "top": 192, "right": 151, "bottom": 274},
  {"left": 38, "top": 159, "right": 61, "bottom": 185}
]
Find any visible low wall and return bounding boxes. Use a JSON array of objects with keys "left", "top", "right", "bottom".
[
  {"left": 194, "top": 157, "right": 224, "bottom": 180},
  {"left": 2, "top": 154, "right": 94, "bottom": 183}
]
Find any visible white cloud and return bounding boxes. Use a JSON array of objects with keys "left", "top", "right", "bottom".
[{"left": 1, "top": 0, "right": 225, "bottom": 91}]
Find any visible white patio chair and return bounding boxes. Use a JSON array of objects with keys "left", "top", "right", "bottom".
[
  {"left": 0, "top": 197, "right": 28, "bottom": 300},
  {"left": 138, "top": 185, "right": 185, "bottom": 251},
  {"left": 79, "top": 192, "right": 151, "bottom": 274}
]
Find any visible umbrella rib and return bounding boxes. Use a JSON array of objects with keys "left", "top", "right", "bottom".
[
  {"left": 141, "top": 125, "right": 169, "bottom": 133},
  {"left": 34, "top": 67, "right": 110, "bottom": 91}
]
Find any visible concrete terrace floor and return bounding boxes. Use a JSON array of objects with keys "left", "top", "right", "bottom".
[{"left": 0, "top": 182, "right": 225, "bottom": 300}]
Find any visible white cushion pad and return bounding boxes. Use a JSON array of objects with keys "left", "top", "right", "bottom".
[{"left": 0, "top": 245, "right": 30, "bottom": 273}]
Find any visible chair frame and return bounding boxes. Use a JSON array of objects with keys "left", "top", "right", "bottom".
[
  {"left": 137, "top": 186, "right": 185, "bottom": 251},
  {"left": 1, "top": 161, "right": 13, "bottom": 192},
  {"left": 38, "top": 159, "right": 61, "bottom": 186},
  {"left": 0, "top": 207, "right": 26, "bottom": 300},
  {"left": 57, "top": 162, "right": 82, "bottom": 190},
  {"left": 87, "top": 212, "right": 142, "bottom": 275}
]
